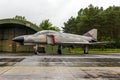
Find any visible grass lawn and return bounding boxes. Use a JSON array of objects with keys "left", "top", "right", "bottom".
[
  {"left": 44, "top": 45, "right": 120, "bottom": 54},
  {"left": 69, "top": 48, "right": 120, "bottom": 54}
]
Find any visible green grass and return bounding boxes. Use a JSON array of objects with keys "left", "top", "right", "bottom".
[
  {"left": 44, "top": 45, "right": 120, "bottom": 54},
  {"left": 69, "top": 48, "right": 120, "bottom": 54},
  {"left": 90, "top": 48, "right": 120, "bottom": 53}
]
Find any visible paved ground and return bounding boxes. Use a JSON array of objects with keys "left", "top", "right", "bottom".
[{"left": 0, "top": 53, "right": 120, "bottom": 80}]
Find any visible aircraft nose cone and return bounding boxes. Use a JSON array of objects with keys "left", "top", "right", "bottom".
[{"left": 12, "top": 36, "right": 24, "bottom": 43}]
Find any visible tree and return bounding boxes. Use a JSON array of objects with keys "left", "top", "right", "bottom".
[
  {"left": 49, "top": 26, "right": 60, "bottom": 31},
  {"left": 39, "top": 19, "right": 52, "bottom": 30},
  {"left": 13, "top": 15, "right": 27, "bottom": 21},
  {"left": 102, "top": 6, "right": 120, "bottom": 47},
  {"left": 63, "top": 4, "right": 104, "bottom": 35},
  {"left": 63, "top": 5, "right": 120, "bottom": 48},
  {"left": 39, "top": 19, "right": 60, "bottom": 31},
  {"left": 63, "top": 16, "right": 77, "bottom": 34}
]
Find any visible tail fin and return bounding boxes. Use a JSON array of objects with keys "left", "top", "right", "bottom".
[{"left": 83, "top": 29, "right": 97, "bottom": 41}]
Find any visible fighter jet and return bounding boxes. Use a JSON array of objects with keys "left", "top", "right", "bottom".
[{"left": 12, "top": 29, "right": 109, "bottom": 54}]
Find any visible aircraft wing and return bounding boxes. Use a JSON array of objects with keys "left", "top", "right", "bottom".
[
  {"left": 56, "top": 41, "right": 110, "bottom": 46},
  {"left": 89, "top": 42, "right": 110, "bottom": 45}
]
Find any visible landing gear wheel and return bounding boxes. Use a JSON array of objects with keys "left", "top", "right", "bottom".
[{"left": 34, "top": 51, "right": 38, "bottom": 55}]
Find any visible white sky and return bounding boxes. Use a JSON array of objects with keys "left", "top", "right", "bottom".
[{"left": 0, "top": 0, "right": 120, "bottom": 27}]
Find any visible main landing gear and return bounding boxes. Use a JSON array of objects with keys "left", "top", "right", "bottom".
[
  {"left": 84, "top": 45, "right": 89, "bottom": 54},
  {"left": 57, "top": 45, "right": 62, "bottom": 55},
  {"left": 57, "top": 45, "right": 89, "bottom": 54}
]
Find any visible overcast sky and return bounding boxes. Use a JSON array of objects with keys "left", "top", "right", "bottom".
[{"left": 0, "top": 0, "right": 120, "bottom": 27}]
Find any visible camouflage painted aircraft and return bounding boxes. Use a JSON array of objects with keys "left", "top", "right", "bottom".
[{"left": 12, "top": 29, "right": 109, "bottom": 54}]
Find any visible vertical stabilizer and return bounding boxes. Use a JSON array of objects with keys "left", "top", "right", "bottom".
[{"left": 83, "top": 29, "right": 97, "bottom": 41}]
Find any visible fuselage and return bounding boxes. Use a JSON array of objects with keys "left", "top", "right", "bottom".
[{"left": 13, "top": 30, "right": 94, "bottom": 45}]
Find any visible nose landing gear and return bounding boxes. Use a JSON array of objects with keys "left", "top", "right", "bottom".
[{"left": 34, "top": 44, "right": 45, "bottom": 55}]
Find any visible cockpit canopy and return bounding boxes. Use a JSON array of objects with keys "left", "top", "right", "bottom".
[{"left": 34, "top": 30, "right": 56, "bottom": 36}]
